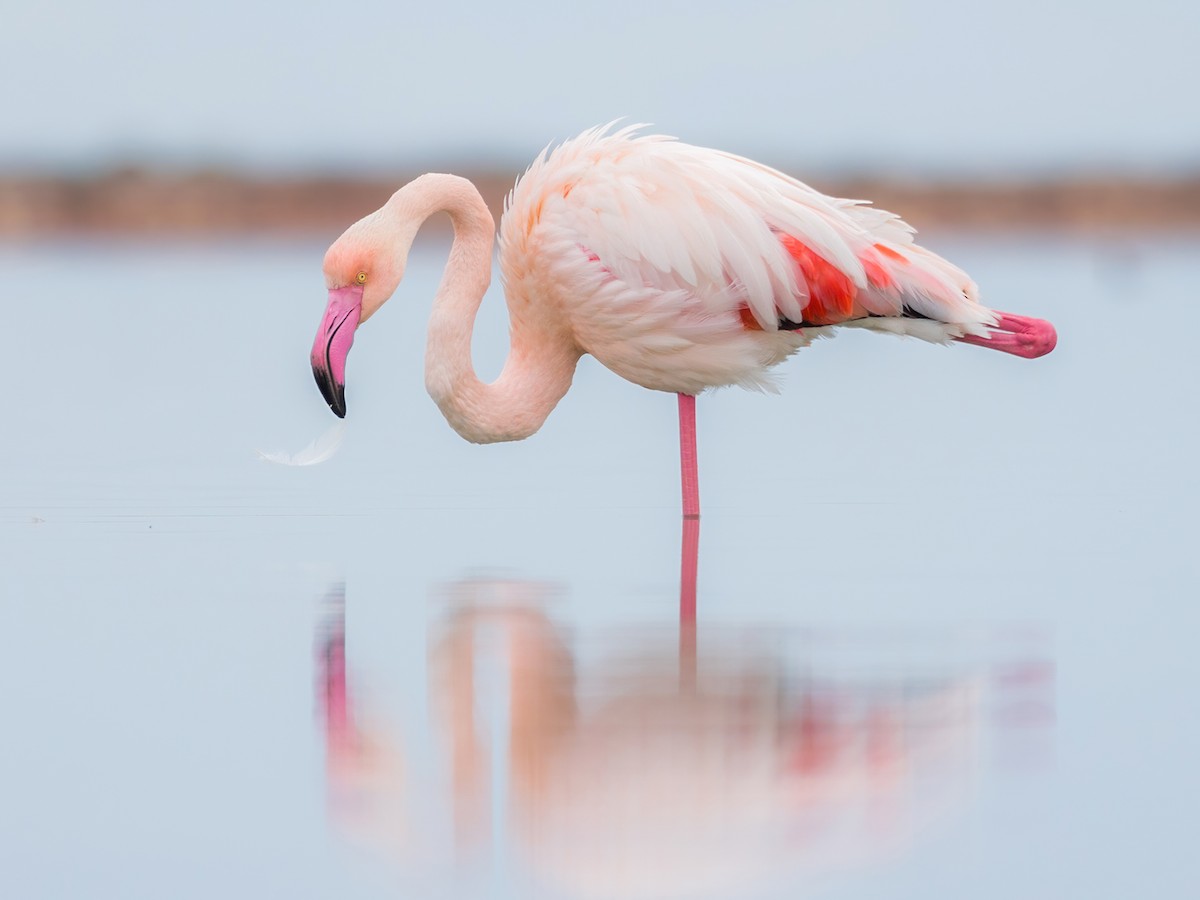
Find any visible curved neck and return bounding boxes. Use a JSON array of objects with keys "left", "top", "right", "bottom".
[{"left": 387, "top": 174, "right": 579, "bottom": 443}]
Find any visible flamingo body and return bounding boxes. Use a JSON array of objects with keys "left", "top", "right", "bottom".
[
  {"left": 498, "top": 125, "right": 1050, "bottom": 396},
  {"left": 311, "top": 125, "right": 1056, "bottom": 513}
]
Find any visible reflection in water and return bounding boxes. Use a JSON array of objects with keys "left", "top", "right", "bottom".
[
  {"left": 316, "top": 586, "right": 415, "bottom": 861},
  {"left": 315, "top": 580, "right": 1053, "bottom": 899}
]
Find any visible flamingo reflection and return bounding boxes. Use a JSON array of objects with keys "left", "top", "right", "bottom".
[
  {"left": 316, "top": 581, "right": 1052, "bottom": 898},
  {"left": 316, "top": 587, "right": 416, "bottom": 859}
]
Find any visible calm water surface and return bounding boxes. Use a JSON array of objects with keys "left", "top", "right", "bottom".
[{"left": 1, "top": 234, "right": 1197, "bottom": 898}]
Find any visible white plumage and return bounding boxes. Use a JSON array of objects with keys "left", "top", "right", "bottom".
[
  {"left": 499, "top": 124, "right": 996, "bottom": 393},
  {"left": 312, "top": 124, "right": 1055, "bottom": 513}
]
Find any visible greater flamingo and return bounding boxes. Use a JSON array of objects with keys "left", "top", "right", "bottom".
[{"left": 311, "top": 125, "right": 1057, "bottom": 517}]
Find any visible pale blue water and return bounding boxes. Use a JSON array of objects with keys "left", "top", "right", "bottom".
[{"left": 1, "top": 234, "right": 1197, "bottom": 898}]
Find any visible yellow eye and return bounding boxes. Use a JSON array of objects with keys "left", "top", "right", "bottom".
[{"left": 356, "top": 272, "right": 367, "bottom": 284}]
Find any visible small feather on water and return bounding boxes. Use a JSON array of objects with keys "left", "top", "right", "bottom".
[{"left": 256, "top": 421, "right": 347, "bottom": 466}]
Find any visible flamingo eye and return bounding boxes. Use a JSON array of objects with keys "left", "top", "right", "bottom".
[{"left": 356, "top": 272, "right": 367, "bottom": 284}]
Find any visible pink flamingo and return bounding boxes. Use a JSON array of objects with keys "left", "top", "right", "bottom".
[{"left": 312, "top": 124, "right": 1056, "bottom": 517}]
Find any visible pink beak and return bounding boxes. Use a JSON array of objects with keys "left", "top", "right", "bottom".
[{"left": 311, "top": 285, "right": 363, "bottom": 418}]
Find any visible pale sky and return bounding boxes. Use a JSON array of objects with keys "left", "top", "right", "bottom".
[{"left": 2, "top": 0, "right": 1197, "bottom": 174}]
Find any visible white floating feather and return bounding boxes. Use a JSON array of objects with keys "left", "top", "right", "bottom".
[{"left": 256, "top": 420, "right": 347, "bottom": 466}]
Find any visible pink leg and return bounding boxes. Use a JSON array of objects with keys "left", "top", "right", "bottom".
[
  {"left": 956, "top": 312, "right": 1057, "bottom": 359},
  {"left": 679, "top": 515, "right": 699, "bottom": 692},
  {"left": 678, "top": 393, "right": 700, "bottom": 520},
  {"left": 680, "top": 515, "right": 699, "bottom": 623},
  {"left": 678, "top": 396, "right": 700, "bottom": 677}
]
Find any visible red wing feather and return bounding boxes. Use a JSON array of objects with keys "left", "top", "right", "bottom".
[{"left": 779, "top": 234, "right": 857, "bottom": 325}]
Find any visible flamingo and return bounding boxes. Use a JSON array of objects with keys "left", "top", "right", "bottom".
[{"left": 311, "top": 124, "right": 1057, "bottom": 517}]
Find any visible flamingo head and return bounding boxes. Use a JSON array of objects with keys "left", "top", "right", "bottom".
[{"left": 312, "top": 221, "right": 406, "bottom": 417}]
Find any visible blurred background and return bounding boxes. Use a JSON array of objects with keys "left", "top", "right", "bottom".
[
  {"left": 2, "top": 0, "right": 1198, "bottom": 234},
  {"left": 2, "top": 2, "right": 1198, "bottom": 899}
]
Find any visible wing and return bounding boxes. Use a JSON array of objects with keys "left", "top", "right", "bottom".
[{"left": 502, "top": 124, "right": 995, "bottom": 334}]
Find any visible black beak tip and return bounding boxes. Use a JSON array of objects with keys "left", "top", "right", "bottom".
[{"left": 313, "top": 365, "right": 347, "bottom": 418}]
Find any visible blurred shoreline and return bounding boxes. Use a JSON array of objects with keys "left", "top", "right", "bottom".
[{"left": 2, "top": 168, "right": 1198, "bottom": 237}]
